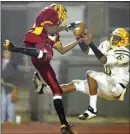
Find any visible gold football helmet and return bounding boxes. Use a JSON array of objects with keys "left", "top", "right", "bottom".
[
  {"left": 51, "top": 4, "right": 68, "bottom": 26},
  {"left": 108, "top": 28, "right": 129, "bottom": 49}
]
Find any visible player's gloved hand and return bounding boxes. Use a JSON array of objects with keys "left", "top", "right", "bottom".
[
  {"left": 82, "top": 32, "right": 93, "bottom": 45},
  {"left": 67, "top": 22, "right": 76, "bottom": 31}
]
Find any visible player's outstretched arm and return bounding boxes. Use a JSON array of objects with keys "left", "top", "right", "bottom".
[
  {"left": 44, "top": 22, "right": 76, "bottom": 34},
  {"left": 54, "top": 38, "right": 82, "bottom": 55},
  {"left": 82, "top": 33, "right": 107, "bottom": 64},
  {"left": 44, "top": 25, "right": 68, "bottom": 34}
]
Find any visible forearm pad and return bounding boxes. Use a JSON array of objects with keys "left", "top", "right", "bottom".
[
  {"left": 88, "top": 42, "right": 104, "bottom": 59},
  {"left": 79, "top": 43, "right": 89, "bottom": 51}
]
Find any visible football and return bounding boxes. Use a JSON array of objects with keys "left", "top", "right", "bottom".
[{"left": 73, "top": 21, "right": 85, "bottom": 36}]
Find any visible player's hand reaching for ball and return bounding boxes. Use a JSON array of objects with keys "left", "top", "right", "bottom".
[{"left": 82, "top": 32, "right": 93, "bottom": 45}]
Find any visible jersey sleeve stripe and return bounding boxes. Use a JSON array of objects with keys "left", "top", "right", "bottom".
[
  {"left": 114, "top": 50, "right": 130, "bottom": 54},
  {"left": 114, "top": 52, "right": 130, "bottom": 57},
  {"left": 41, "top": 21, "right": 53, "bottom": 26}
]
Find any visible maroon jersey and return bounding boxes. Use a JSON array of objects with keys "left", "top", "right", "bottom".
[
  {"left": 24, "top": 7, "right": 60, "bottom": 46},
  {"left": 24, "top": 7, "right": 63, "bottom": 95}
]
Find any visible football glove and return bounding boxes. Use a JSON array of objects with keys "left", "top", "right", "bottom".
[{"left": 67, "top": 22, "right": 77, "bottom": 31}]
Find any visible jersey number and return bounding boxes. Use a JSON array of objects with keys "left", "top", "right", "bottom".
[{"left": 117, "top": 55, "right": 124, "bottom": 60}]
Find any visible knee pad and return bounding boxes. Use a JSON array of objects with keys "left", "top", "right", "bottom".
[
  {"left": 72, "top": 79, "right": 87, "bottom": 93},
  {"left": 86, "top": 70, "right": 97, "bottom": 79}
]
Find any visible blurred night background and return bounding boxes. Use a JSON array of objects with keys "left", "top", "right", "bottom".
[{"left": 1, "top": 1, "right": 130, "bottom": 123}]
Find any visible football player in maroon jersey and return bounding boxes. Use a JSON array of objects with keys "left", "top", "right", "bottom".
[{"left": 3, "top": 4, "right": 80, "bottom": 134}]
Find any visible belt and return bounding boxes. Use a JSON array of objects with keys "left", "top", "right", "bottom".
[{"left": 119, "top": 83, "right": 126, "bottom": 89}]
